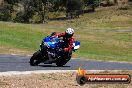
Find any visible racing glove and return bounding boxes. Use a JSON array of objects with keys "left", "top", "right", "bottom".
[{"left": 64, "top": 48, "right": 69, "bottom": 52}]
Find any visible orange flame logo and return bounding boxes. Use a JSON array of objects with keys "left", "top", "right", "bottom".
[{"left": 78, "top": 67, "right": 86, "bottom": 76}]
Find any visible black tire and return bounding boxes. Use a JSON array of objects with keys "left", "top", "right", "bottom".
[
  {"left": 56, "top": 60, "right": 66, "bottom": 67},
  {"left": 30, "top": 50, "right": 42, "bottom": 66},
  {"left": 76, "top": 75, "right": 86, "bottom": 85},
  {"left": 56, "top": 54, "right": 71, "bottom": 67}
]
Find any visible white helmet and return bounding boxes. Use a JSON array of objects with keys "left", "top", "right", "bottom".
[{"left": 66, "top": 28, "right": 74, "bottom": 35}]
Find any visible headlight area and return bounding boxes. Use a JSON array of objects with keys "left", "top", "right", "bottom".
[{"left": 40, "top": 41, "right": 49, "bottom": 49}]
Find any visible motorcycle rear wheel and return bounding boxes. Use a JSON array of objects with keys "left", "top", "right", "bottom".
[
  {"left": 56, "top": 59, "right": 67, "bottom": 67},
  {"left": 56, "top": 54, "right": 71, "bottom": 67}
]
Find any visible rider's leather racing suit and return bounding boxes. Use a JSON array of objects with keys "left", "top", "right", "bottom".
[{"left": 54, "top": 32, "right": 74, "bottom": 52}]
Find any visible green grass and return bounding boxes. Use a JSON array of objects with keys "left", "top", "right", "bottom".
[
  {"left": 0, "top": 6, "right": 132, "bottom": 62},
  {"left": 0, "top": 22, "right": 45, "bottom": 50}
]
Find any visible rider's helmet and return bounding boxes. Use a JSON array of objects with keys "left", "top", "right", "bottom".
[{"left": 65, "top": 28, "right": 74, "bottom": 38}]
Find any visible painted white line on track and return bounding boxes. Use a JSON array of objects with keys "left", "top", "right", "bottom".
[
  {"left": 0, "top": 70, "right": 76, "bottom": 76},
  {"left": 11, "top": 54, "right": 32, "bottom": 57},
  {"left": 0, "top": 70, "right": 101, "bottom": 76}
]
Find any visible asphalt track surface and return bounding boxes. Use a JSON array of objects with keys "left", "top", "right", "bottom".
[{"left": 0, "top": 54, "right": 132, "bottom": 72}]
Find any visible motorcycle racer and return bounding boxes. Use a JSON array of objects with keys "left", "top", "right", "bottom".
[
  {"left": 30, "top": 28, "right": 80, "bottom": 66},
  {"left": 53, "top": 28, "right": 74, "bottom": 52}
]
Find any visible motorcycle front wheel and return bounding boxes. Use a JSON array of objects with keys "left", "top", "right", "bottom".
[{"left": 30, "top": 50, "right": 43, "bottom": 66}]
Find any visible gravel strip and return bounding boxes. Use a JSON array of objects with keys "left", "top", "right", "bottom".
[{"left": 0, "top": 70, "right": 132, "bottom": 88}]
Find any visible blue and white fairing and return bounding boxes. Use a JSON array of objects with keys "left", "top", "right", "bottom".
[
  {"left": 42, "top": 36, "right": 60, "bottom": 49},
  {"left": 42, "top": 36, "right": 80, "bottom": 50}
]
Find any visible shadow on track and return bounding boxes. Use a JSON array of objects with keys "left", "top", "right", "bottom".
[{"left": 38, "top": 64, "right": 70, "bottom": 67}]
